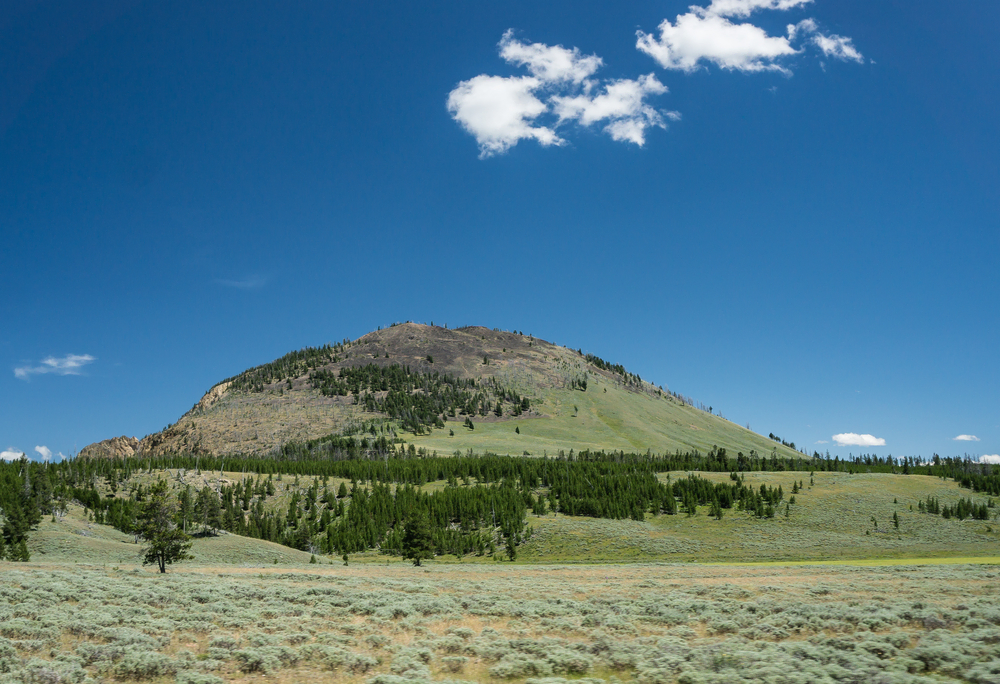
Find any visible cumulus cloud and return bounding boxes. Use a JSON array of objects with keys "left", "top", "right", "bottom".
[
  {"left": 979, "top": 455, "right": 1000, "bottom": 465},
  {"left": 786, "top": 18, "right": 817, "bottom": 41},
  {"left": 832, "top": 433, "right": 886, "bottom": 447},
  {"left": 34, "top": 445, "right": 52, "bottom": 462},
  {"left": 637, "top": 11, "right": 798, "bottom": 73},
  {"left": 498, "top": 30, "right": 602, "bottom": 84},
  {"left": 1, "top": 448, "right": 24, "bottom": 461},
  {"left": 552, "top": 74, "right": 676, "bottom": 145},
  {"left": 637, "top": 0, "right": 861, "bottom": 74},
  {"left": 953, "top": 434, "right": 981, "bottom": 442},
  {"left": 447, "top": 75, "right": 560, "bottom": 157},
  {"left": 449, "top": 32, "right": 674, "bottom": 156},
  {"left": 14, "top": 353, "right": 96, "bottom": 380}
]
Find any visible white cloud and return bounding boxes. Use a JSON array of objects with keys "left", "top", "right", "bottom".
[
  {"left": 447, "top": 75, "right": 560, "bottom": 158},
  {"left": 498, "top": 30, "right": 602, "bottom": 84},
  {"left": 786, "top": 18, "right": 817, "bottom": 41},
  {"left": 812, "top": 33, "right": 864, "bottom": 62},
  {"left": 637, "top": 11, "right": 798, "bottom": 74},
  {"left": 449, "top": 32, "right": 674, "bottom": 156},
  {"left": 978, "top": 455, "right": 1000, "bottom": 465},
  {"left": 953, "top": 434, "right": 981, "bottom": 442},
  {"left": 708, "top": 0, "right": 813, "bottom": 18},
  {"left": 637, "top": 1, "right": 861, "bottom": 74},
  {"left": 34, "top": 445, "right": 52, "bottom": 461},
  {"left": 832, "top": 432, "right": 886, "bottom": 447},
  {"left": 815, "top": 440, "right": 829, "bottom": 444},
  {"left": 1, "top": 448, "right": 24, "bottom": 461},
  {"left": 552, "top": 74, "right": 674, "bottom": 145},
  {"left": 14, "top": 353, "right": 96, "bottom": 380}
]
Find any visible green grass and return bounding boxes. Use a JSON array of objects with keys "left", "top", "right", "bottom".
[
  {"left": 519, "top": 471, "right": 999, "bottom": 564},
  {"left": 33, "top": 468, "right": 998, "bottom": 568},
  {"left": 407, "top": 378, "right": 803, "bottom": 459},
  {"left": 29, "top": 500, "right": 314, "bottom": 567}
]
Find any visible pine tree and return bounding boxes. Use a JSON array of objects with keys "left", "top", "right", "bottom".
[
  {"left": 401, "top": 512, "right": 434, "bottom": 566},
  {"left": 137, "top": 479, "right": 192, "bottom": 573},
  {"left": 195, "top": 486, "right": 223, "bottom": 535},
  {"left": 177, "top": 486, "right": 195, "bottom": 534},
  {"left": 505, "top": 532, "right": 517, "bottom": 561}
]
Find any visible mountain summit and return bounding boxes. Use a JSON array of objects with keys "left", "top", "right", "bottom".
[{"left": 81, "top": 323, "right": 800, "bottom": 460}]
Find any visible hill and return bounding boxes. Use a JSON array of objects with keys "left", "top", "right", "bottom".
[{"left": 82, "top": 322, "right": 804, "bottom": 460}]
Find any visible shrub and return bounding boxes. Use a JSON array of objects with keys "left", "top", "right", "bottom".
[
  {"left": 175, "top": 671, "right": 226, "bottom": 684},
  {"left": 490, "top": 653, "right": 554, "bottom": 678},
  {"left": 345, "top": 653, "right": 379, "bottom": 674},
  {"left": 234, "top": 648, "right": 279, "bottom": 674},
  {"left": 441, "top": 655, "right": 468, "bottom": 672},
  {"left": 112, "top": 650, "right": 178, "bottom": 679},
  {"left": 207, "top": 635, "right": 237, "bottom": 651}
]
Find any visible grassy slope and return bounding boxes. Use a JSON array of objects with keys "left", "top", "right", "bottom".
[
  {"left": 409, "top": 374, "right": 799, "bottom": 458},
  {"left": 28, "top": 500, "right": 314, "bottom": 567},
  {"left": 521, "top": 471, "right": 1000, "bottom": 563},
  {"left": 27, "top": 468, "right": 999, "bottom": 567}
]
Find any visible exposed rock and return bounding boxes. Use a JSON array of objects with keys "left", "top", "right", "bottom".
[
  {"left": 78, "top": 435, "right": 139, "bottom": 459},
  {"left": 192, "top": 381, "right": 231, "bottom": 414}
]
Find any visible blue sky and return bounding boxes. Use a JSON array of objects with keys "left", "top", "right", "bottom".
[{"left": 2, "top": 0, "right": 997, "bottom": 462}]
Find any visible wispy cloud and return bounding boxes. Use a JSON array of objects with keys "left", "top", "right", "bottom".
[
  {"left": 814, "top": 440, "right": 829, "bottom": 444},
  {"left": 448, "top": 31, "right": 675, "bottom": 157},
  {"left": 216, "top": 275, "right": 268, "bottom": 290},
  {"left": 34, "top": 445, "right": 52, "bottom": 461},
  {"left": 953, "top": 434, "right": 980, "bottom": 442},
  {"left": 1, "top": 447, "right": 24, "bottom": 461},
  {"left": 979, "top": 455, "right": 1000, "bottom": 465},
  {"left": 14, "top": 353, "right": 96, "bottom": 380},
  {"left": 832, "top": 432, "right": 886, "bottom": 447},
  {"left": 636, "top": 0, "right": 862, "bottom": 75},
  {"left": 811, "top": 32, "right": 864, "bottom": 63}
]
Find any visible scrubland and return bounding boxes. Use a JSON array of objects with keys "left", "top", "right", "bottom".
[{"left": 2, "top": 561, "right": 1000, "bottom": 684}]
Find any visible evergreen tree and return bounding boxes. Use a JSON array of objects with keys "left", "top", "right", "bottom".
[
  {"left": 177, "top": 485, "right": 195, "bottom": 534},
  {"left": 2, "top": 495, "right": 32, "bottom": 557},
  {"left": 137, "top": 479, "right": 192, "bottom": 573},
  {"left": 195, "top": 486, "right": 223, "bottom": 535},
  {"left": 505, "top": 532, "right": 517, "bottom": 561},
  {"left": 401, "top": 512, "right": 434, "bottom": 566}
]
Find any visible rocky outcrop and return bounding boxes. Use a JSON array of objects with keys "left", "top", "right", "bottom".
[
  {"left": 78, "top": 435, "right": 139, "bottom": 459},
  {"left": 191, "top": 381, "right": 231, "bottom": 414}
]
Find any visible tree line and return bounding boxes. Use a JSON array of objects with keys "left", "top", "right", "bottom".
[{"left": 2, "top": 447, "right": 997, "bottom": 562}]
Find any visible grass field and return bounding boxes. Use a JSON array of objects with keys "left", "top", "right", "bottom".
[
  {"left": 406, "top": 381, "right": 802, "bottom": 460},
  {"left": 26, "top": 467, "right": 998, "bottom": 569},
  {"left": 2, "top": 560, "right": 999, "bottom": 684},
  {"left": 522, "top": 471, "right": 999, "bottom": 564}
]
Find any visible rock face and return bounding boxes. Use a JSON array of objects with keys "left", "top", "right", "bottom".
[{"left": 78, "top": 435, "right": 139, "bottom": 459}]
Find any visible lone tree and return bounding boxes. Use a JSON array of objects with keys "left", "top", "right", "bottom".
[
  {"left": 138, "top": 479, "right": 192, "bottom": 573},
  {"left": 401, "top": 512, "right": 434, "bottom": 566}
]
